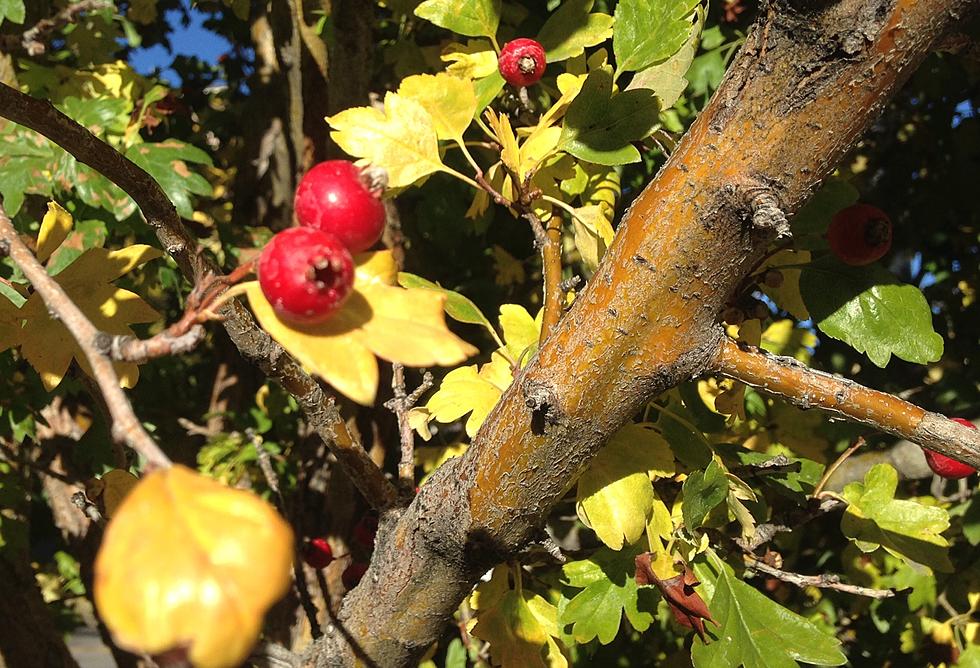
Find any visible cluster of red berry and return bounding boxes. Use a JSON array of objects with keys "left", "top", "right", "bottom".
[
  {"left": 258, "top": 161, "right": 387, "bottom": 324},
  {"left": 302, "top": 514, "right": 377, "bottom": 590}
]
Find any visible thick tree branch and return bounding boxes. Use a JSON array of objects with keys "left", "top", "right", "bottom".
[
  {"left": 0, "top": 203, "right": 172, "bottom": 471},
  {"left": 307, "top": 1, "right": 979, "bottom": 665},
  {"left": 0, "top": 83, "right": 397, "bottom": 509},
  {"left": 712, "top": 338, "right": 980, "bottom": 468}
]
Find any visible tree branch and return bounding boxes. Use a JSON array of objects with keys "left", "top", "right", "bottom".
[
  {"left": 0, "top": 82, "right": 397, "bottom": 509},
  {"left": 743, "top": 556, "right": 896, "bottom": 599},
  {"left": 0, "top": 203, "right": 171, "bottom": 471},
  {"left": 712, "top": 338, "right": 980, "bottom": 468}
]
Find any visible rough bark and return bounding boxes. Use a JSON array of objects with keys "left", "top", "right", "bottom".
[{"left": 305, "top": 0, "right": 978, "bottom": 665}]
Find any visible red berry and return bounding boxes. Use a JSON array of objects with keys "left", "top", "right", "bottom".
[
  {"left": 826, "top": 204, "right": 892, "bottom": 266},
  {"left": 498, "top": 38, "right": 546, "bottom": 87},
  {"left": 923, "top": 418, "right": 977, "bottom": 480},
  {"left": 294, "top": 160, "right": 386, "bottom": 254},
  {"left": 303, "top": 538, "right": 333, "bottom": 569},
  {"left": 342, "top": 561, "right": 368, "bottom": 589},
  {"left": 258, "top": 227, "right": 354, "bottom": 324}
]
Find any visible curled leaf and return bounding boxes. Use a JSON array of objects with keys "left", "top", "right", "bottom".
[
  {"left": 94, "top": 465, "right": 294, "bottom": 668},
  {"left": 635, "top": 553, "right": 716, "bottom": 641}
]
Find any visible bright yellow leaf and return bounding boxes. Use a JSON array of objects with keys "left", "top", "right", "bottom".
[
  {"left": 761, "top": 319, "right": 817, "bottom": 362},
  {"left": 36, "top": 202, "right": 73, "bottom": 264},
  {"left": 398, "top": 73, "right": 476, "bottom": 141},
  {"left": 247, "top": 251, "right": 477, "bottom": 406},
  {"left": 328, "top": 92, "right": 444, "bottom": 189},
  {"left": 761, "top": 249, "right": 811, "bottom": 320},
  {"left": 441, "top": 40, "right": 498, "bottom": 79},
  {"left": 576, "top": 423, "right": 676, "bottom": 550},
  {"left": 570, "top": 204, "right": 615, "bottom": 272},
  {"left": 484, "top": 110, "right": 520, "bottom": 176},
  {"left": 423, "top": 352, "right": 513, "bottom": 438},
  {"left": 499, "top": 304, "right": 541, "bottom": 363},
  {"left": 95, "top": 465, "right": 293, "bottom": 668}
]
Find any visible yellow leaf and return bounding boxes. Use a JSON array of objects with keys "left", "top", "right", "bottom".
[
  {"left": 98, "top": 469, "right": 139, "bottom": 519},
  {"left": 491, "top": 245, "right": 525, "bottom": 287},
  {"left": 416, "top": 442, "right": 468, "bottom": 483},
  {"left": 95, "top": 465, "right": 293, "bottom": 668},
  {"left": 424, "top": 352, "right": 512, "bottom": 438},
  {"left": 576, "top": 423, "right": 676, "bottom": 550},
  {"left": 328, "top": 93, "right": 444, "bottom": 189},
  {"left": 570, "top": 204, "right": 615, "bottom": 272},
  {"left": 761, "top": 319, "right": 817, "bottom": 363},
  {"left": 36, "top": 202, "right": 73, "bottom": 264},
  {"left": 519, "top": 126, "right": 562, "bottom": 178},
  {"left": 499, "top": 304, "right": 540, "bottom": 363},
  {"left": 536, "top": 73, "right": 587, "bottom": 131},
  {"left": 0, "top": 295, "right": 22, "bottom": 353},
  {"left": 761, "top": 249, "right": 811, "bottom": 320},
  {"left": 247, "top": 251, "right": 477, "bottom": 406},
  {"left": 398, "top": 73, "right": 477, "bottom": 141},
  {"left": 441, "top": 40, "right": 498, "bottom": 79},
  {"left": 484, "top": 110, "right": 520, "bottom": 176}
]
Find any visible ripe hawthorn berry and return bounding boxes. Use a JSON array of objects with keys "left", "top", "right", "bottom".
[
  {"left": 294, "top": 160, "right": 386, "bottom": 254},
  {"left": 303, "top": 537, "right": 334, "bottom": 570},
  {"left": 342, "top": 561, "right": 368, "bottom": 590},
  {"left": 258, "top": 227, "right": 354, "bottom": 324},
  {"left": 826, "top": 204, "right": 892, "bottom": 266},
  {"left": 923, "top": 418, "right": 977, "bottom": 480},
  {"left": 498, "top": 38, "right": 546, "bottom": 87}
]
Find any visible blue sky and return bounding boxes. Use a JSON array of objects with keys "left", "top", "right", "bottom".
[{"left": 127, "top": 1, "right": 231, "bottom": 86}]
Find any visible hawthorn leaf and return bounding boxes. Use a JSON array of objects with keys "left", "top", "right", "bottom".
[
  {"left": 637, "top": 555, "right": 716, "bottom": 640},
  {"left": 397, "top": 272, "right": 496, "bottom": 336},
  {"left": 570, "top": 203, "right": 614, "bottom": 272},
  {"left": 95, "top": 465, "right": 293, "bottom": 668},
  {"left": 247, "top": 251, "right": 477, "bottom": 406},
  {"left": 499, "top": 303, "right": 540, "bottom": 363},
  {"left": 441, "top": 40, "right": 498, "bottom": 80},
  {"left": 415, "top": 0, "right": 501, "bottom": 40},
  {"left": 85, "top": 469, "right": 140, "bottom": 519},
  {"left": 626, "top": 5, "right": 703, "bottom": 109},
  {"left": 397, "top": 73, "right": 477, "bottom": 141},
  {"left": 760, "top": 250, "right": 811, "bottom": 321},
  {"left": 760, "top": 319, "right": 817, "bottom": 363},
  {"left": 560, "top": 544, "right": 658, "bottom": 644},
  {"left": 471, "top": 566, "right": 567, "bottom": 668},
  {"left": 682, "top": 459, "right": 728, "bottom": 531},
  {"left": 0, "top": 123, "right": 58, "bottom": 215},
  {"left": 0, "top": 293, "right": 21, "bottom": 353},
  {"left": 557, "top": 68, "right": 659, "bottom": 165},
  {"left": 790, "top": 178, "right": 859, "bottom": 241},
  {"left": 800, "top": 257, "right": 944, "bottom": 367},
  {"left": 422, "top": 352, "right": 512, "bottom": 438},
  {"left": 691, "top": 552, "right": 847, "bottom": 667},
  {"left": 613, "top": 0, "right": 701, "bottom": 77},
  {"left": 537, "top": 0, "right": 614, "bottom": 63},
  {"left": 577, "top": 423, "right": 676, "bottom": 550},
  {"left": 0, "top": 0, "right": 24, "bottom": 26},
  {"left": 125, "top": 140, "right": 213, "bottom": 219},
  {"left": 841, "top": 463, "right": 953, "bottom": 572},
  {"left": 36, "top": 201, "right": 74, "bottom": 264},
  {"left": 328, "top": 93, "right": 445, "bottom": 189}
]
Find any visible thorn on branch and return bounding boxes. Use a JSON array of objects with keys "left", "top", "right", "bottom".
[{"left": 744, "top": 186, "right": 791, "bottom": 239}]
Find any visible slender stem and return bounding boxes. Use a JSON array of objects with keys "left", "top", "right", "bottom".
[
  {"left": 0, "top": 203, "right": 171, "bottom": 471},
  {"left": 454, "top": 139, "right": 484, "bottom": 178},
  {"left": 744, "top": 556, "right": 895, "bottom": 599},
  {"left": 386, "top": 364, "right": 434, "bottom": 495},
  {"left": 812, "top": 437, "right": 865, "bottom": 498}
]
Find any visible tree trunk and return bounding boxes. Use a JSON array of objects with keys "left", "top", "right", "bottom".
[{"left": 304, "top": 0, "right": 978, "bottom": 665}]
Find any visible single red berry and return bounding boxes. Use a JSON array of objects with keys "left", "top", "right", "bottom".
[
  {"left": 294, "top": 160, "right": 386, "bottom": 254},
  {"left": 923, "top": 418, "right": 977, "bottom": 480},
  {"left": 826, "top": 204, "right": 893, "bottom": 266},
  {"left": 258, "top": 227, "right": 354, "bottom": 325},
  {"left": 303, "top": 537, "right": 334, "bottom": 569},
  {"left": 342, "top": 561, "right": 368, "bottom": 589},
  {"left": 498, "top": 38, "right": 547, "bottom": 87},
  {"left": 352, "top": 515, "right": 378, "bottom": 550}
]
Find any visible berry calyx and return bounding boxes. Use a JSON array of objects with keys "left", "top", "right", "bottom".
[
  {"left": 826, "top": 204, "right": 893, "bottom": 266},
  {"left": 294, "top": 160, "right": 386, "bottom": 254},
  {"left": 498, "top": 38, "right": 546, "bottom": 87},
  {"left": 303, "top": 538, "right": 334, "bottom": 570},
  {"left": 923, "top": 418, "right": 977, "bottom": 480},
  {"left": 342, "top": 561, "right": 368, "bottom": 590},
  {"left": 258, "top": 227, "right": 354, "bottom": 324}
]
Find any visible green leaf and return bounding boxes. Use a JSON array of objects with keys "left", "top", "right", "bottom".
[
  {"left": 415, "top": 0, "right": 501, "bottom": 39},
  {"left": 692, "top": 552, "right": 847, "bottom": 667},
  {"left": 125, "top": 140, "right": 213, "bottom": 219},
  {"left": 0, "top": 0, "right": 24, "bottom": 26},
  {"left": 841, "top": 463, "right": 953, "bottom": 572},
  {"left": 800, "top": 257, "right": 944, "bottom": 367},
  {"left": 791, "top": 178, "right": 858, "bottom": 241},
  {"left": 576, "top": 423, "right": 676, "bottom": 550},
  {"left": 58, "top": 96, "right": 130, "bottom": 136},
  {"left": 537, "top": 0, "right": 614, "bottom": 63},
  {"left": 626, "top": 6, "right": 702, "bottom": 109},
  {"left": 397, "top": 272, "right": 496, "bottom": 335},
  {"left": 557, "top": 68, "right": 659, "bottom": 166},
  {"left": 559, "top": 544, "right": 659, "bottom": 644},
  {"left": 613, "top": 0, "right": 700, "bottom": 77},
  {"left": 682, "top": 459, "right": 727, "bottom": 530},
  {"left": 444, "top": 638, "right": 467, "bottom": 668}
]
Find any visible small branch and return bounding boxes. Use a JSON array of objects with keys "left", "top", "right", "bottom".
[
  {"left": 712, "top": 338, "right": 980, "bottom": 468},
  {"left": 18, "top": 0, "right": 112, "bottom": 56},
  {"left": 540, "top": 214, "right": 563, "bottom": 342},
  {"left": 812, "top": 437, "right": 865, "bottom": 498},
  {"left": 93, "top": 325, "right": 205, "bottom": 364},
  {"left": 0, "top": 203, "right": 171, "bottom": 471},
  {"left": 744, "top": 556, "right": 896, "bottom": 599},
  {"left": 385, "top": 364, "right": 433, "bottom": 493}
]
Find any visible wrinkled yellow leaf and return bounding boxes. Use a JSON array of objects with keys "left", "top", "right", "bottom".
[
  {"left": 484, "top": 110, "right": 520, "bottom": 176},
  {"left": 247, "top": 251, "right": 477, "bottom": 406},
  {"left": 328, "top": 93, "right": 444, "bottom": 189},
  {"left": 36, "top": 202, "right": 73, "bottom": 264},
  {"left": 519, "top": 126, "right": 561, "bottom": 178},
  {"left": 441, "top": 40, "right": 498, "bottom": 79},
  {"left": 423, "top": 352, "right": 513, "bottom": 438},
  {"left": 761, "top": 249, "right": 811, "bottom": 320},
  {"left": 576, "top": 423, "right": 676, "bottom": 550},
  {"left": 95, "top": 465, "right": 293, "bottom": 668},
  {"left": 570, "top": 204, "right": 615, "bottom": 272},
  {"left": 398, "top": 73, "right": 476, "bottom": 141},
  {"left": 499, "top": 304, "right": 541, "bottom": 364}
]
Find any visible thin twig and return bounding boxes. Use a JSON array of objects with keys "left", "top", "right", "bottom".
[
  {"left": 744, "top": 556, "right": 896, "bottom": 599},
  {"left": 251, "top": 433, "right": 322, "bottom": 639},
  {"left": 17, "top": 0, "right": 112, "bottom": 56},
  {"left": 812, "top": 437, "right": 865, "bottom": 498},
  {"left": 0, "top": 203, "right": 171, "bottom": 471},
  {"left": 385, "top": 364, "right": 433, "bottom": 493}
]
